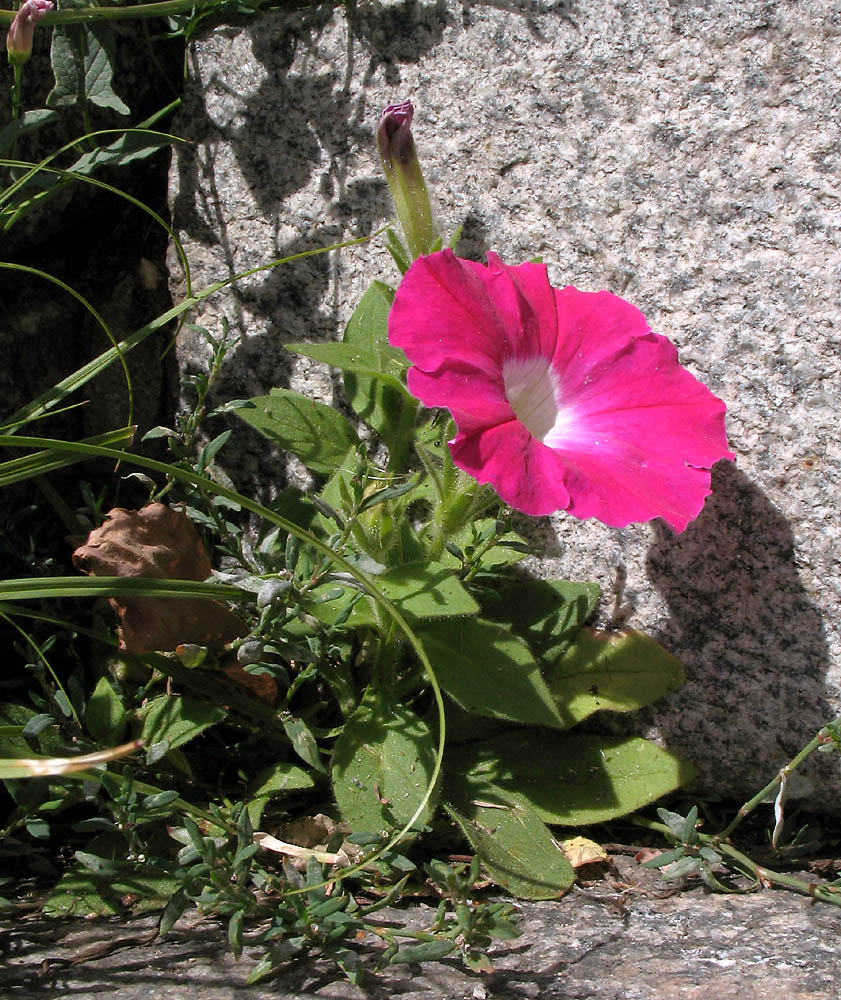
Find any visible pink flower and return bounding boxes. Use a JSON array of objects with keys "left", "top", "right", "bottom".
[
  {"left": 6, "top": 0, "right": 53, "bottom": 66},
  {"left": 388, "top": 250, "right": 733, "bottom": 531}
]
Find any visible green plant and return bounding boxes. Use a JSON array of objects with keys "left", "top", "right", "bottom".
[
  {"left": 636, "top": 716, "right": 841, "bottom": 907},
  {"left": 4, "top": 5, "right": 825, "bottom": 986}
]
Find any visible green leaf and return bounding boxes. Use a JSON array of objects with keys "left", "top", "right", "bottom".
[
  {"left": 0, "top": 426, "right": 134, "bottom": 487},
  {"left": 545, "top": 629, "right": 685, "bottom": 725},
  {"left": 446, "top": 731, "right": 698, "bottom": 827},
  {"left": 21, "top": 714, "right": 54, "bottom": 738},
  {"left": 67, "top": 129, "right": 175, "bottom": 177},
  {"left": 44, "top": 864, "right": 177, "bottom": 917},
  {"left": 358, "top": 562, "right": 479, "bottom": 623},
  {"left": 85, "top": 677, "right": 127, "bottom": 744},
  {"left": 285, "top": 342, "right": 406, "bottom": 387},
  {"left": 440, "top": 519, "right": 530, "bottom": 574},
  {"left": 0, "top": 702, "right": 62, "bottom": 758},
  {"left": 301, "top": 281, "right": 405, "bottom": 377},
  {"left": 159, "top": 887, "right": 189, "bottom": 937},
  {"left": 417, "top": 618, "right": 563, "bottom": 728},
  {"left": 47, "top": 25, "right": 130, "bottom": 114},
  {"left": 281, "top": 715, "right": 326, "bottom": 774},
  {"left": 139, "top": 695, "right": 226, "bottom": 752},
  {"left": 332, "top": 691, "right": 437, "bottom": 833},
  {"left": 0, "top": 109, "right": 59, "bottom": 159},
  {"left": 445, "top": 800, "right": 574, "bottom": 901},
  {"left": 228, "top": 909, "right": 245, "bottom": 959},
  {"left": 44, "top": 835, "right": 177, "bottom": 916},
  {"left": 234, "top": 388, "right": 359, "bottom": 476},
  {"left": 481, "top": 579, "right": 600, "bottom": 662},
  {"left": 389, "top": 940, "right": 456, "bottom": 964},
  {"left": 248, "top": 761, "right": 317, "bottom": 799},
  {"left": 340, "top": 281, "right": 417, "bottom": 465}
]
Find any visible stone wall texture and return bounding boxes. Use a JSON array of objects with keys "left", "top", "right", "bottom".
[{"left": 168, "top": 0, "right": 841, "bottom": 801}]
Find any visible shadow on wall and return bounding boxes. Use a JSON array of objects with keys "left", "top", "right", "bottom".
[
  {"left": 646, "top": 461, "right": 835, "bottom": 801},
  {"left": 170, "top": 1, "right": 458, "bottom": 499}
]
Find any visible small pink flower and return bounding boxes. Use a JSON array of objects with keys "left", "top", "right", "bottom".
[
  {"left": 388, "top": 250, "right": 733, "bottom": 531},
  {"left": 6, "top": 0, "right": 53, "bottom": 66}
]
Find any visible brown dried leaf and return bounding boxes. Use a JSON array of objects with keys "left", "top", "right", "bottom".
[
  {"left": 72, "top": 503, "right": 245, "bottom": 653},
  {"left": 221, "top": 662, "right": 278, "bottom": 705},
  {"left": 634, "top": 847, "right": 664, "bottom": 865}
]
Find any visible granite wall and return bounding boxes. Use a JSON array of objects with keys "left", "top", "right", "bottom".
[{"left": 168, "top": 0, "right": 841, "bottom": 802}]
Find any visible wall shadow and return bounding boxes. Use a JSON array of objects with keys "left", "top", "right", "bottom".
[{"left": 645, "top": 461, "right": 835, "bottom": 799}]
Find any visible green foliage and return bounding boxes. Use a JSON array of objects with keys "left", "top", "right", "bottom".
[
  {"left": 140, "top": 695, "right": 228, "bottom": 762},
  {"left": 85, "top": 677, "right": 127, "bottom": 744},
  {"left": 545, "top": 629, "right": 685, "bottom": 726},
  {"left": 417, "top": 617, "right": 563, "bottom": 728},
  {"left": 235, "top": 388, "right": 360, "bottom": 475},
  {"left": 48, "top": 24, "right": 129, "bottom": 115},
  {"left": 332, "top": 690, "right": 437, "bottom": 833},
  {"left": 481, "top": 579, "right": 600, "bottom": 661},
  {"left": 447, "top": 799, "right": 575, "bottom": 900},
  {"left": 0, "top": 22, "right": 723, "bottom": 980}
]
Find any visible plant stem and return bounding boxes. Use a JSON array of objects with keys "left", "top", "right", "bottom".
[
  {"left": 717, "top": 714, "right": 841, "bottom": 841},
  {"left": 632, "top": 815, "right": 841, "bottom": 909},
  {"left": 715, "top": 839, "right": 841, "bottom": 907},
  {"left": 11, "top": 65, "right": 22, "bottom": 123},
  {"left": 0, "top": 0, "right": 223, "bottom": 25}
]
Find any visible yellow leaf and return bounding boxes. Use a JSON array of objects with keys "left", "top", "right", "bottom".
[{"left": 560, "top": 836, "right": 608, "bottom": 869}]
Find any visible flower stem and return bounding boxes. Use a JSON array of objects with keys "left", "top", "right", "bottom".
[{"left": 11, "top": 65, "right": 22, "bottom": 124}]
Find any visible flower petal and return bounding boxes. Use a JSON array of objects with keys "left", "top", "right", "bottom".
[
  {"left": 406, "top": 363, "right": 513, "bottom": 429},
  {"left": 553, "top": 447, "right": 717, "bottom": 532},
  {"left": 550, "top": 331, "right": 731, "bottom": 468},
  {"left": 450, "top": 422, "right": 571, "bottom": 515},
  {"left": 483, "top": 252, "right": 559, "bottom": 361},
  {"left": 388, "top": 250, "right": 558, "bottom": 374},
  {"left": 551, "top": 287, "right": 651, "bottom": 379},
  {"left": 388, "top": 251, "right": 507, "bottom": 375}
]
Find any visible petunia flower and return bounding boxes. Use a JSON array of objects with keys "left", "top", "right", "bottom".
[
  {"left": 6, "top": 0, "right": 53, "bottom": 66},
  {"left": 388, "top": 250, "right": 733, "bottom": 532}
]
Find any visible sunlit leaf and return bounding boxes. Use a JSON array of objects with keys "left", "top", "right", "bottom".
[
  {"left": 446, "top": 800, "right": 574, "bottom": 900},
  {"left": 235, "top": 388, "right": 359, "bottom": 476},
  {"left": 446, "top": 731, "right": 697, "bottom": 826},
  {"left": 139, "top": 696, "right": 225, "bottom": 752},
  {"left": 546, "top": 629, "right": 685, "bottom": 724},
  {"left": 481, "top": 579, "right": 600, "bottom": 662},
  {"left": 332, "top": 691, "right": 437, "bottom": 833},
  {"left": 417, "top": 618, "right": 563, "bottom": 728},
  {"left": 85, "top": 676, "right": 127, "bottom": 744}
]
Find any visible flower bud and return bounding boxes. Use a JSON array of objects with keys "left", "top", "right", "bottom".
[
  {"left": 6, "top": 0, "right": 53, "bottom": 67},
  {"left": 377, "top": 101, "right": 438, "bottom": 259}
]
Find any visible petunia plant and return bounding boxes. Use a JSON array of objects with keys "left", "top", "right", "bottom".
[
  {"left": 3, "top": 9, "right": 838, "bottom": 984},
  {"left": 229, "top": 100, "right": 733, "bottom": 899}
]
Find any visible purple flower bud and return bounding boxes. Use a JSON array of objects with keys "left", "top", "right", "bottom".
[
  {"left": 377, "top": 101, "right": 438, "bottom": 259},
  {"left": 6, "top": 0, "right": 53, "bottom": 66},
  {"left": 378, "top": 101, "right": 415, "bottom": 166}
]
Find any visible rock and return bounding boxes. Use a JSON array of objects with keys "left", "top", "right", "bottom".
[
  {"left": 3, "top": 858, "right": 839, "bottom": 997},
  {"left": 167, "top": 0, "right": 841, "bottom": 799}
]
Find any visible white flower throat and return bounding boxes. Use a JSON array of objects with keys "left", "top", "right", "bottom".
[{"left": 502, "top": 355, "right": 569, "bottom": 443}]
